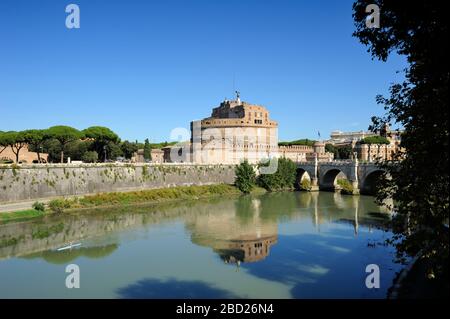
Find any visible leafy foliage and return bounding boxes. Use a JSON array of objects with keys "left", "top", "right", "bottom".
[
  {"left": 353, "top": 0, "right": 449, "bottom": 281},
  {"left": 83, "top": 126, "right": 119, "bottom": 161},
  {"left": 278, "top": 139, "right": 316, "bottom": 147},
  {"left": 48, "top": 199, "right": 73, "bottom": 214},
  {"left": 257, "top": 157, "right": 297, "bottom": 191},
  {"left": 234, "top": 160, "right": 256, "bottom": 193},
  {"left": 336, "top": 178, "right": 354, "bottom": 195},
  {"left": 0, "top": 131, "right": 27, "bottom": 163},
  {"left": 121, "top": 140, "right": 139, "bottom": 159},
  {"left": 299, "top": 178, "right": 311, "bottom": 191},
  {"left": 46, "top": 126, "right": 83, "bottom": 163},
  {"left": 32, "top": 201, "right": 45, "bottom": 212},
  {"left": 359, "top": 136, "right": 390, "bottom": 145},
  {"left": 143, "top": 138, "right": 152, "bottom": 161},
  {"left": 325, "top": 143, "right": 353, "bottom": 159},
  {"left": 81, "top": 151, "right": 99, "bottom": 163}
]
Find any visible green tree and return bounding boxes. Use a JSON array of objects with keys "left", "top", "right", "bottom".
[
  {"left": 143, "top": 138, "right": 151, "bottom": 161},
  {"left": 46, "top": 126, "right": 83, "bottom": 163},
  {"left": 258, "top": 157, "right": 297, "bottom": 191},
  {"left": 121, "top": 140, "right": 139, "bottom": 159},
  {"left": 325, "top": 143, "right": 336, "bottom": 154},
  {"left": 359, "top": 136, "right": 390, "bottom": 144},
  {"left": 82, "top": 126, "right": 119, "bottom": 162},
  {"left": 325, "top": 143, "right": 353, "bottom": 160},
  {"left": 64, "top": 140, "right": 92, "bottom": 161},
  {"left": 0, "top": 131, "right": 26, "bottom": 163},
  {"left": 106, "top": 141, "right": 123, "bottom": 160},
  {"left": 22, "top": 129, "right": 47, "bottom": 163},
  {"left": 82, "top": 151, "right": 98, "bottom": 163},
  {"left": 279, "top": 139, "right": 316, "bottom": 147},
  {"left": 336, "top": 144, "right": 353, "bottom": 159},
  {"left": 40, "top": 138, "right": 63, "bottom": 163},
  {"left": 234, "top": 160, "right": 256, "bottom": 193},
  {"left": 353, "top": 1, "right": 448, "bottom": 282},
  {"left": 0, "top": 131, "right": 8, "bottom": 156}
]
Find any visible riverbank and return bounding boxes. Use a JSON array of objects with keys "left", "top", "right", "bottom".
[
  {"left": 0, "top": 163, "right": 236, "bottom": 202},
  {"left": 0, "top": 184, "right": 266, "bottom": 223}
]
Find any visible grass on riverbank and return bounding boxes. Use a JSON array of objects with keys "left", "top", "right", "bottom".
[
  {"left": 0, "top": 209, "right": 45, "bottom": 223},
  {"left": 0, "top": 184, "right": 266, "bottom": 223}
]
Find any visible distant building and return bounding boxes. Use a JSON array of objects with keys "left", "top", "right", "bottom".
[
  {"left": 329, "top": 130, "right": 377, "bottom": 145},
  {"left": 278, "top": 145, "right": 312, "bottom": 162},
  {"left": 329, "top": 124, "right": 403, "bottom": 161},
  {"left": 306, "top": 141, "right": 334, "bottom": 162},
  {"left": 354, "top": 124, "right": 403, "bottom": 161},
  {"left": 133, "top": 148, "right": 165, "bottom": 163},
  {"left": 0, "top": 145, "right": 48, "bottom": 164}
]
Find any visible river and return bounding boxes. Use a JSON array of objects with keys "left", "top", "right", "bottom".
[{"left": 0, "top": 191, "right": 402, "bottom": 298}]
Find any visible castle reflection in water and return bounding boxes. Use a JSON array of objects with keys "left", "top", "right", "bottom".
[{"left": 0, "top": 192, "right": 391, "bottom": 265}]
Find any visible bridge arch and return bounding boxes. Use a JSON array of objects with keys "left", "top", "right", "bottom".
[
  {"left": 360, "top": 169, "right": 385, "bottom": 195},
  {"left": 295, "top": 168, "right": 311, "bottom": 190},
  {"left": 320, "top": 168, "right": 348, "bottom": 191}
]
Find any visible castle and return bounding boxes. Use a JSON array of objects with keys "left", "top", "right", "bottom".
[{"left": 158, "top": 93, "right": 333, "bottom": 164}]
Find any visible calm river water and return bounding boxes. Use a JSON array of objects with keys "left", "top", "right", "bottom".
[{"left": 0, "top": 191, "right": 402, "bottom": 298}]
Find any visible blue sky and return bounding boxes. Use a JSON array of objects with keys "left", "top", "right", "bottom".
[{"left": 0, "top": 0, "right": 406, "bottom": 142}]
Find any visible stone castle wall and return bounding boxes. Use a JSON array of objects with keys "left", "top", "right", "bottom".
[{"left": 0, "top": 163, "right": 236, "bottom": 203}]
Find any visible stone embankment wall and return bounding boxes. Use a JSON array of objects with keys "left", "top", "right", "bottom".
[{"left": 0, "top": 163, "right": 236, "bottom": 202}]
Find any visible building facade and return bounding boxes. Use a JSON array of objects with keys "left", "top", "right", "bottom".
[
  {"left": 329, "top": 130, "right": 377, "bottom": 145},
  {"left": 187, "top": 94, "right": 333, "bottom": 164},
  {"left": 329, "top": 124, "right": 403, "bottom": 161},
  {"left": 190, "top": 93, "right": 279, "bottom": 164},
  {"left": 133, "top": 148, "right": 165, "bottom": 163}
]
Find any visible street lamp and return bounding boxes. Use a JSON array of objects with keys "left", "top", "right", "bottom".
[{"left": 39, "top": 146, "right": 43, "bottom": 163}]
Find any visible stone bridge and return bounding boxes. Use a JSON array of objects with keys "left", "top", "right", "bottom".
[{"left": 295, "top": 159, "right": 387, "bottom": 195}]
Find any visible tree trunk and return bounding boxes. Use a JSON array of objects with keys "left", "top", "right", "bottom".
[
  {"left": 60, "top": 150, "right": 64, "bottom": 163},
  {"left": 11, "top": 145, "right": 20, "bottom": 163}
]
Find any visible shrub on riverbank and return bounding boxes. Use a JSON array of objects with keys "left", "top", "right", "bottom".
[
  {"left": 32, "top": 201, "right": 45, "bottom": 212},
  {"left": 78, "top": 184, "right": 240, "bottom": 207},
  {"left": 299, "top": 179, "right": 311, "bottom": 191},
  {"left": 43, "top": 184, "right": 240, "bottom": 212},
  {"left": 336, "top": 178, "right": 354, "bottom": 195},
  {"left": 48, "top": 198, "right": 74, "bottom": 213},
  {"left": 257, "top": 157, "right": 297, "bottom": 192},
  {"left": 0, "top": 184, "right": 257, "bottom": 222},
  {"left": 234, "top": 160, "right": 256, "bottom": 193}
]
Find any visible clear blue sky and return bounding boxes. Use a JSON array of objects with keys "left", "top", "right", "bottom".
[{"left": 0, "top": 0, "right": 406, "bottom": 143}]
